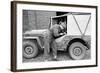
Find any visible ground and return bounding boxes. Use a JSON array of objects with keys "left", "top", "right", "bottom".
[{"left": 23, "top": 49, "right": 90, "bottom": 63}]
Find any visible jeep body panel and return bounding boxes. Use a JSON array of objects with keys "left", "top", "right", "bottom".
[{"left": 54, "top": 35, "right": 90, "bottom": 51}]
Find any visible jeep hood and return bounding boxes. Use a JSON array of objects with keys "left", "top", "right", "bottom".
[{"left": 24, "top": 29, "right": 48, "bottom": 36}]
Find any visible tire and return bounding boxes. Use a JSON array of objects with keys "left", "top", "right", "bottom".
[
  {"left": 23, "top": 40, "right": 38, "bottom": 59},
  {"left": 68, "top": 42, "right": 86, "bottom": 60}
]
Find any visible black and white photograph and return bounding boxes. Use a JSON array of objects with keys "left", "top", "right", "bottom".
[
  {"left": 11, "top": 1, "right": 97, "bottom": 72},
  {"left": 23, "top": 10, "right": 91, "bottom": 62}
]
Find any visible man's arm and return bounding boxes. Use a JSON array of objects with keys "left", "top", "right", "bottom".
[
  {"left": 53, "top": 28, "right": 66, "bottom": 37},
  {"left": 53, "top": 28, "right": 60, "bottom": 37}
]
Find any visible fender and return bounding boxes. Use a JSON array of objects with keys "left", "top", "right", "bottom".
[
  {"left": 23, "top": 36, "right": 43, "bottom": 49},
  {"left": 67, "top": 37, "right": 90, "bottom": 50}
]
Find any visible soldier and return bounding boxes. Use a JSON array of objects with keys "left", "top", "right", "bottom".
[{"left": 43, "top": 20, "right": 67, "bottom": 61}]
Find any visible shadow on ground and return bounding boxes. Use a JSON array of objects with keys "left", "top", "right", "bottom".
[{"left": 23, "top": 49, "right": 91, "bottom": 63}]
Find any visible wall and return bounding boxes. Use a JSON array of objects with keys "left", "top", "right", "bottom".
[
  {"left": 0, "top": 0, "right": 99, "bottom": 73},
  {"left": 23, "top": 10, "right": 56, "bottom": 32}
]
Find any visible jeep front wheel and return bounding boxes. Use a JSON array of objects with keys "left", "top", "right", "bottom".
[
  {"left": 23, "top": 40, "right": 38, "bottom": 59},
  {"left": 68, "top": 42, "right": 86, "bottom": 60}
]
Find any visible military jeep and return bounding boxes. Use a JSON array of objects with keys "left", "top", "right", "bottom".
[{"left": 23, "top": 12, "right": 91, "bottom": 60}]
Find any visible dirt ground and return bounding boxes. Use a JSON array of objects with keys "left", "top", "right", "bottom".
[{"left": 23, "top": 49, "right": 91, "bottom": 63}]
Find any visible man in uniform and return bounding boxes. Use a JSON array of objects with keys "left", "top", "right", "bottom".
[{"left": 43, "top": 20, "right": 67, "bottom": 61}]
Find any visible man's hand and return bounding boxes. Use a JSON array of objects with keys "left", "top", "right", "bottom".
[
  {"left": 63, "top": 32, "right": 67, "bottom": 35},
  {"left": 60, "top": 33, "right": 66, "bottom": 36}
]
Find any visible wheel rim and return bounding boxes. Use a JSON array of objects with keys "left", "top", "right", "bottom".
[
  {"left": 24, "top": 46, "right": 34, "bottom": 55},
  {"left": 73, "top": 47, "right": 82, "bottom": 56}
]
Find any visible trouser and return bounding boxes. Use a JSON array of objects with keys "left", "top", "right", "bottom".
[
  {"left": 43, "top": 29, "right": 51, "bottom": 59},
  {"left": 43, "top": 29, "right": 57, "bottom": 60},
  {"left": 51, "top": 40, "right": 57, "bottom": 58},
  {"left": 44, "top": 38, "right": 50, "bottom": 59}
]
